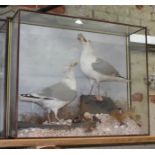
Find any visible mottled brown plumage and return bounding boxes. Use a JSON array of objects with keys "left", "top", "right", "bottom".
[{"left": 110, "top": 108, "right": 142, "bottom": 126}]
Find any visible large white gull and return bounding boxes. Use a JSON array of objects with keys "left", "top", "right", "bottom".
[
  {"left": 77, "top": 33, "right": 127, "bottom": 101},
  {"left": 20, "top": 62, "right": 78, "bottom": 122}
]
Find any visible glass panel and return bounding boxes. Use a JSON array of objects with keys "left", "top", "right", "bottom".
[
  {"left": 146, "top": 44, "right": 155, "bottom": 135},
  {"left": 129, "top": 29, "right": 149, "bottom": 134},
  {"left": 0, "top": 20, "right": 7, "bottom": 138},
  {"left": 9, "top": 10, "right": 148, "bottom": 138}
]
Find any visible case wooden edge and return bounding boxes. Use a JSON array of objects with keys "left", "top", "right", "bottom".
[{"left": 0, "top": 136, "right": 155, "bottom": 148}]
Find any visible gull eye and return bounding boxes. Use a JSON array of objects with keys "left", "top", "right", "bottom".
[
  {"left": 21, "top": 94, "right": 26, "bottom": 97},
  {"left": 44, "top": 97, "right": 51, "bottom": 100}
]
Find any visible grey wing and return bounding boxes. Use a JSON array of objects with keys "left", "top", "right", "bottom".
[
  {"left": 92, "top": 58, "right": 120, "bottom": 76},
  {"left": 39, "top": 82, "right": 77, "bottom": 102}
]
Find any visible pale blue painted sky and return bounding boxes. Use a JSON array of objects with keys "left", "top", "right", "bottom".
[{"left": 18, "top": 24, "right": 127, "bottom": 115}]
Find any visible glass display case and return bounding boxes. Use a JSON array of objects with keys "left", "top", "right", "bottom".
[
  {"left": 7, "top": 10, "right": 149, "bottom": 138},
  {"left": 0, "top": 19, "right": 7, "bottom": 138}
]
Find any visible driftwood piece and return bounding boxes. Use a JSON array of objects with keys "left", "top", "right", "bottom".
[{"left": 80, "top": 95, "right": 117, "bottom": 114}]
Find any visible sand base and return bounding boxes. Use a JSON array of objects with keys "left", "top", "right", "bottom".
[{"left": 18, "top": 114, "right": 145, "bottom": 137}]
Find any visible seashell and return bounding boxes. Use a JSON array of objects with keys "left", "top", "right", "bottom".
[
  {"left": 62, "top": 122, "right": 67, "bottom": 125},
  {"left": 120, "top": 125, "right": 125, "bottom": 128},
  {"left": 83, "top": 112, "right": 93, "bottom": 120},
  {"left": 95, "top": 113, "right": 100, "bottom": 118}
]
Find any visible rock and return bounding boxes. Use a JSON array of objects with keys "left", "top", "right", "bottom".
[
  {"left": 72, "top": 116, "right": 83, "bottom": 123},
  {"left": 62, "top": 122, "right": 67, "bottom": 125},
  {"left": 59, "top": 119, "right": 65, "bottom": 123},
  {"left": 43, "top": 121, "right": 48, "bottom": 125},
  {"left": 57, "top": 104, "right": 80, "bottom": 120},
  {"left": 66, "top": 119, "right": 72, "bottom": 123},
  {"left": 80, "top": 95, "right": 117, "bottom": 114},
  {"left": 93, "top": 115, "right": 101, "bottom": 123},
  {"left": 83, "top": 112, "right": 93, "bottom": 120},
  {"left": 39, "top": 105, "right": 80, "bottom": 122},
  {"left": 66, "top": 119, "right": 72, "bottom": 125},
  {"left": 132, "top": 93, "right": 143, "bottom": 102}
]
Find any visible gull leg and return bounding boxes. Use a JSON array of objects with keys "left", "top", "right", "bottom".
[
  {"left": 95, "top": 83, "right": 103, "bottom": 101},
  {"left": 98, "top": 83, "right": 100, "bottom": 96},
  {"left": 89, "top": 80, "right": 95, "bottom": 95},
  {"left": 47, "top": 112, "right": 51, "bottom": 123},
  {"left": 53, "top": 109, "right": 60, "bottom": 121}
]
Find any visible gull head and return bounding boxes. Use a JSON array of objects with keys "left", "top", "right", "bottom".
[
  {"left": 20, "top": 93, "right": 41, "bottom": 102},
  {"left": 77, "top": 33, "right": 88, "bottom": 43},
  {"left": 63, "top": 62, "right": 78, "bottom": 90},
  {"left": 66, "top": 61, "right": 78, "bottom": 72},
  {"left": 64, "top": 61, "right": 78, "bottom": 79},
  {"left": 68, "top": 61, "right": 78, "bottom": 68}
]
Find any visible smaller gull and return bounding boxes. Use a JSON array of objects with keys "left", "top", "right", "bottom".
[
  {"left": 20, "top": 62, "right": 78, "bottom": 122},
  {"left": 77, "top": 33, "right": 128, "bottom": 101}
]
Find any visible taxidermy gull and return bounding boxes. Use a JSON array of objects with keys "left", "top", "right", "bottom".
[
  {"left": 77, "top": 33, "right": 127, "bottom": 101},
  {"left": 20, "top": 62, "right": 78, "bottom": 122}
]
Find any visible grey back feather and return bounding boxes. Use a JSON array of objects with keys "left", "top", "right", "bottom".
[
  {"left": 92, "top": 58, "right": 120, "bottom": 76},
  {"left": 39, "top": 82, "right": 77, "bottom": 102}
]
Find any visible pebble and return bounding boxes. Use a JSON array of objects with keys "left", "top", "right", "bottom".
[
  {"left": 120, "top": 125, "right": 125, "bottom": 129},
  {"left": 114, "top": 125, "right": 119, "bottom": 129},
  {"left": 24, "top": 129, "right": 29, "bottom": 133},
  {"left": 105, "top": 128, "right": 111, "bottom": 132},
  {"left": 30, "top": 128, "right": 36, "bottom": 132}
]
